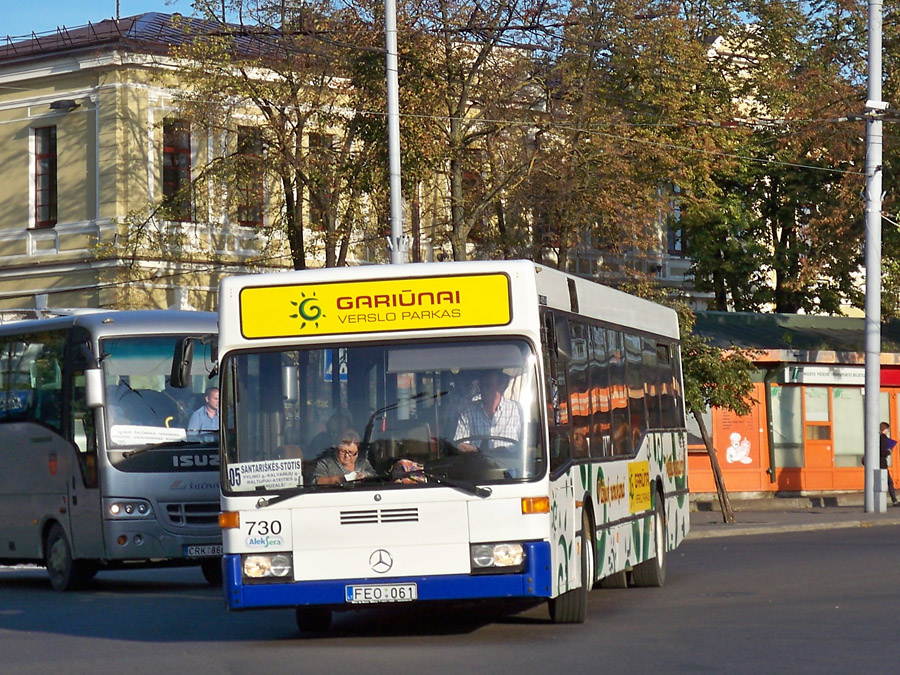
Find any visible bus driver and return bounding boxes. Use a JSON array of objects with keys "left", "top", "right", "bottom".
[{"left": 453, "top": 369, "right": 523, "bottom": 452}]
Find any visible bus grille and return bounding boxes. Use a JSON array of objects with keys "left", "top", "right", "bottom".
[
  {"left": 163, "top": 501, "right": 220, "bottom": 528},
  {"left": 340, "top": 507, "right": 419, "bottom": 525}
]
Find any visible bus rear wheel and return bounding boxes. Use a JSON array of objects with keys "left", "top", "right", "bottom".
[
  {"left": 599, "top": 569, "right": 629, "bottom": 589},
  {"left": 44, "top": 523, "right": 96, "bottom": 591},
  {"left": 632, "top": 493, "right": 666, "bottom": 588},
  {"left": 295, "top": 606, "right": 332, "bottom": 633},
  {"left": 548, "top": 512, "right": 592, "bottom": 624}
]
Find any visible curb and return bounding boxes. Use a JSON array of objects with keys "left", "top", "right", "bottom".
[{"left": 688, "top": 516, "right": 900, "bottom": 540}]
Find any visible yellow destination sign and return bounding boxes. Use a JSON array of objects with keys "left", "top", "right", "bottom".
[
  {"left": 240, "top": 273, "right": 512, "bottom": 339},
  {"left": 628, "top": 461, "right": 652, "bottom": 514}
]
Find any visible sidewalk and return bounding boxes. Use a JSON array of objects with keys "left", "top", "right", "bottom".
[{"left": 688, "top": 495, "right": 900, "bottom": 539}]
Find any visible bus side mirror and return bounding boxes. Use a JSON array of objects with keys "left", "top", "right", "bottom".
[
  {"left": 171, "top": 338, "right": 194, "bottom": 389},
  {"left": 85, "top": 368, "right": 104, "bottom": 409}
]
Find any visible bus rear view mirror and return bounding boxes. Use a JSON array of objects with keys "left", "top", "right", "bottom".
[
  {"left": 85, "top": 368, "right": 104, "bottom": 408},
  {"left": 554, "top": 314, "right": 572, "bottom": 361},
  {"left": 282, "top": 366, "right": 298, "bottom": 402},
  {"left": 171, "top": 337, "right": 194, "bottom": 389}
]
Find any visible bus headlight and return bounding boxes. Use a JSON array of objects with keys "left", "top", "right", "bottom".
[
  {"left": 470, "top": 543, "right": 525, "bottom": 572},
  {"left": 242, "top": 553, "right": 293, "bottom": 580},
  {"left": 105, "top": 498, "right": 153, "bottom": 519}
]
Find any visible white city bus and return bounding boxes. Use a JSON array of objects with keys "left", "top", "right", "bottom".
[
  {"left": 216, "top": 261, "right": 689, "bottom": 630},
  {"left": 0, "top": 310, "right": 222, "bottom": 590}
]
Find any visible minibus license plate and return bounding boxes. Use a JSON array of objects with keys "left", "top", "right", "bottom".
[
  {"left": 185, "top": 544, "right": 223, "bottom": 557},
  {"left": 346, "top": 583, "right": 417, "bottom": 604}
]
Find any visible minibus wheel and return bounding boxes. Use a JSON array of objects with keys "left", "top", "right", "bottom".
[{"left": 44, "top": 523, "right": 96, "bottom": 591}]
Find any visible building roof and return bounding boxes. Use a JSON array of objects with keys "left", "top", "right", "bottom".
[
  {"left": 694, "top": 311, "right": 900, "bottom": 353},
  {"left": 0, "top": 12, "right": 324, "bottom": 68},
  {"left": 0, "top": 13, "right": 206, "bottom": 62}
]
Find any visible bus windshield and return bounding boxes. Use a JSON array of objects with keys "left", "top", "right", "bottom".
[
  {"left": 103, "top": 335, "right": 217, "bottom": 452},
  {"left": 221, "top": 339, "right": 543, "bottom": 494}
]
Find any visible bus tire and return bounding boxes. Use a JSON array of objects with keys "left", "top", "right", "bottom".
[
  {"left": 599, "top": 569, "right": 629, "bottom": 589},
  {"left": 548, "top": 511, "right": 591, "bottom": 624},
  {"left": 295, "top": 606, "right": 332, "bottom": 633},
  {"left": 200, "top": 558, "right": 223, "bottom": 586},
  {"left": 632, "top": 492, "right": 666, "bottom": 588},
  {"left": 44, "top": 523, "right": 95, "bottom": 591}
]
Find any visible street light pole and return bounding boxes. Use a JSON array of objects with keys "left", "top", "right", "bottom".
[
  {"left": 864, "top": 0, "right": 885, "bottom": 512},
  {"left": 385, "top": 0, "right": 407, "bottom": 264}
]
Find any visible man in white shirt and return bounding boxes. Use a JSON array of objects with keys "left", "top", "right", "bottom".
[{"left": 454, "top": 370, "right": 522, "bottom": 452}]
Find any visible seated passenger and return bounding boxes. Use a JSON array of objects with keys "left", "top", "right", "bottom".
[
  {"left": 312, "top": 429, "right": 374, "bottom": 485},
  {"left": 454, "top": 369, "right": 523, "bottom": 452}
]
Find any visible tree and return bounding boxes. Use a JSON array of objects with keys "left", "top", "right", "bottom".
[
  {"left": 679, "top": 305, "right": 756, "bottom": 523},
  {"left": 168, "top": 1, "right": 384, "bottom": 269},
  {"left": 392, "top": 0, "right": 551, "bottom": 261},
  {"left": 680, "top": 1, "right": 866, "bottom": 313}
]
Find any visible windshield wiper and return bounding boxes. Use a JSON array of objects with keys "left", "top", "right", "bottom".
[
  {"left": 419, "top": 469, "right": 492, "bottom": 498},
  {"left": 257, "top": 487, "right": 305, "bottom": 507},
  {"left": 121, "top": 438, "right": 214, "bottom": 458},
  {"left": 257, "top": 480, "right": 350, "bottom": 507}
]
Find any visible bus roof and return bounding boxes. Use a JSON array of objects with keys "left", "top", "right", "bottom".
[
  {"left": 219, "top": 260, "right": 679, "bottom": 343},
  {"left": 0, "top": 309, "right": 217, "bottom": 338}
]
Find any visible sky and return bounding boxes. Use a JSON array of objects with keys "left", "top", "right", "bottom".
[{"left": 2, "top": 0, "right": 192, "bottom": 40}]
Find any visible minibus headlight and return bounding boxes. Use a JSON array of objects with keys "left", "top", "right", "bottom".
[
  {"left": 105, "top": 498, "right": 153, "bottom": 519},
  {"left": 243, "top": 553, "right": 293, "bottom": 580},
  {"left": 470, "top": 543, "right": 525, "bottom": 572}
]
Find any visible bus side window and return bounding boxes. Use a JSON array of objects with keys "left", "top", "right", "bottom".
[
  {"left": 607, "top": 329, "right": 631, "bottom": 456},
  {"left": 68, "top": 330, "right": 99, "bottom": 489},
  {"left": 542, "top": 311, "right": 571, "bottom": 472},
  {"left": 589, "top": 325, "right": 612, "bottom": 457},
  {"left": 27, "top": 333, "right": 66, "bottom": 432},
  {"left": 568, "top": 322, "right": 591, "bottom": 459}
]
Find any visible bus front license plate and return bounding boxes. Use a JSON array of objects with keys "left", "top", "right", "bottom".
[
  {"left": 345, "top": 583, "right": 417, "bottom": 604},
  {"left": 184, "top": 544, "right": 223, "bottom": 558}
]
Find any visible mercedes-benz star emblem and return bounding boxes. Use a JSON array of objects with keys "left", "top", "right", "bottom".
[{"left": 369, "top": 549, "right": 393, "bottom": 574}]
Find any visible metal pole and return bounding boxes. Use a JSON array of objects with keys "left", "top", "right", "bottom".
[
  {"left": 385, "top": 0, "right": 407, "bottom": 264},
  {"left": 864, "top": 0, "right": 885, "bottom": 512}
]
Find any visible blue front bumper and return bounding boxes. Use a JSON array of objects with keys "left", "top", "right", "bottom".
[{"left": 224, "top": 541, "right": 552, "bottom": 610}]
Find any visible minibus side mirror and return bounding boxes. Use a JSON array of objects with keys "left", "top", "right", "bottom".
[{"left": 85, "top": 368, "right": 104, "bottom": 408}]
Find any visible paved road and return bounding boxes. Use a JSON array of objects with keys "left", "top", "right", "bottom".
[{"left": 2, "top": 510, "right": 898, "bottom": 674}]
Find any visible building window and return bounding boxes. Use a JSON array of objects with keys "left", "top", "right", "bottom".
[
  {"left": 666, "top": 187, "right": 685, "bottom": 256},
  {"left": 667, "top": 223, "right": 685, "bottom": 256},
  {"left": 162, "top": 119, "right": 191, "bottom": 221},
  {"left": 34, "top": 126, "right": 57, "bottom": 228},
  {"left": 236, "top": 126, "right": 264, "bottom": 227},
  {"left": 770, "top": 385, "right": 803, "bottom": 467}
]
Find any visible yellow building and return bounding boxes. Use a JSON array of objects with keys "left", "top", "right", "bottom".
[{"left": 0, "top": 13, "right": 284, "bottom": 314}]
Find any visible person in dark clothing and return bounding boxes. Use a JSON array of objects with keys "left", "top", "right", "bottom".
[{"left": 879, "top": 421, "right": 899, "bottom": 506}]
